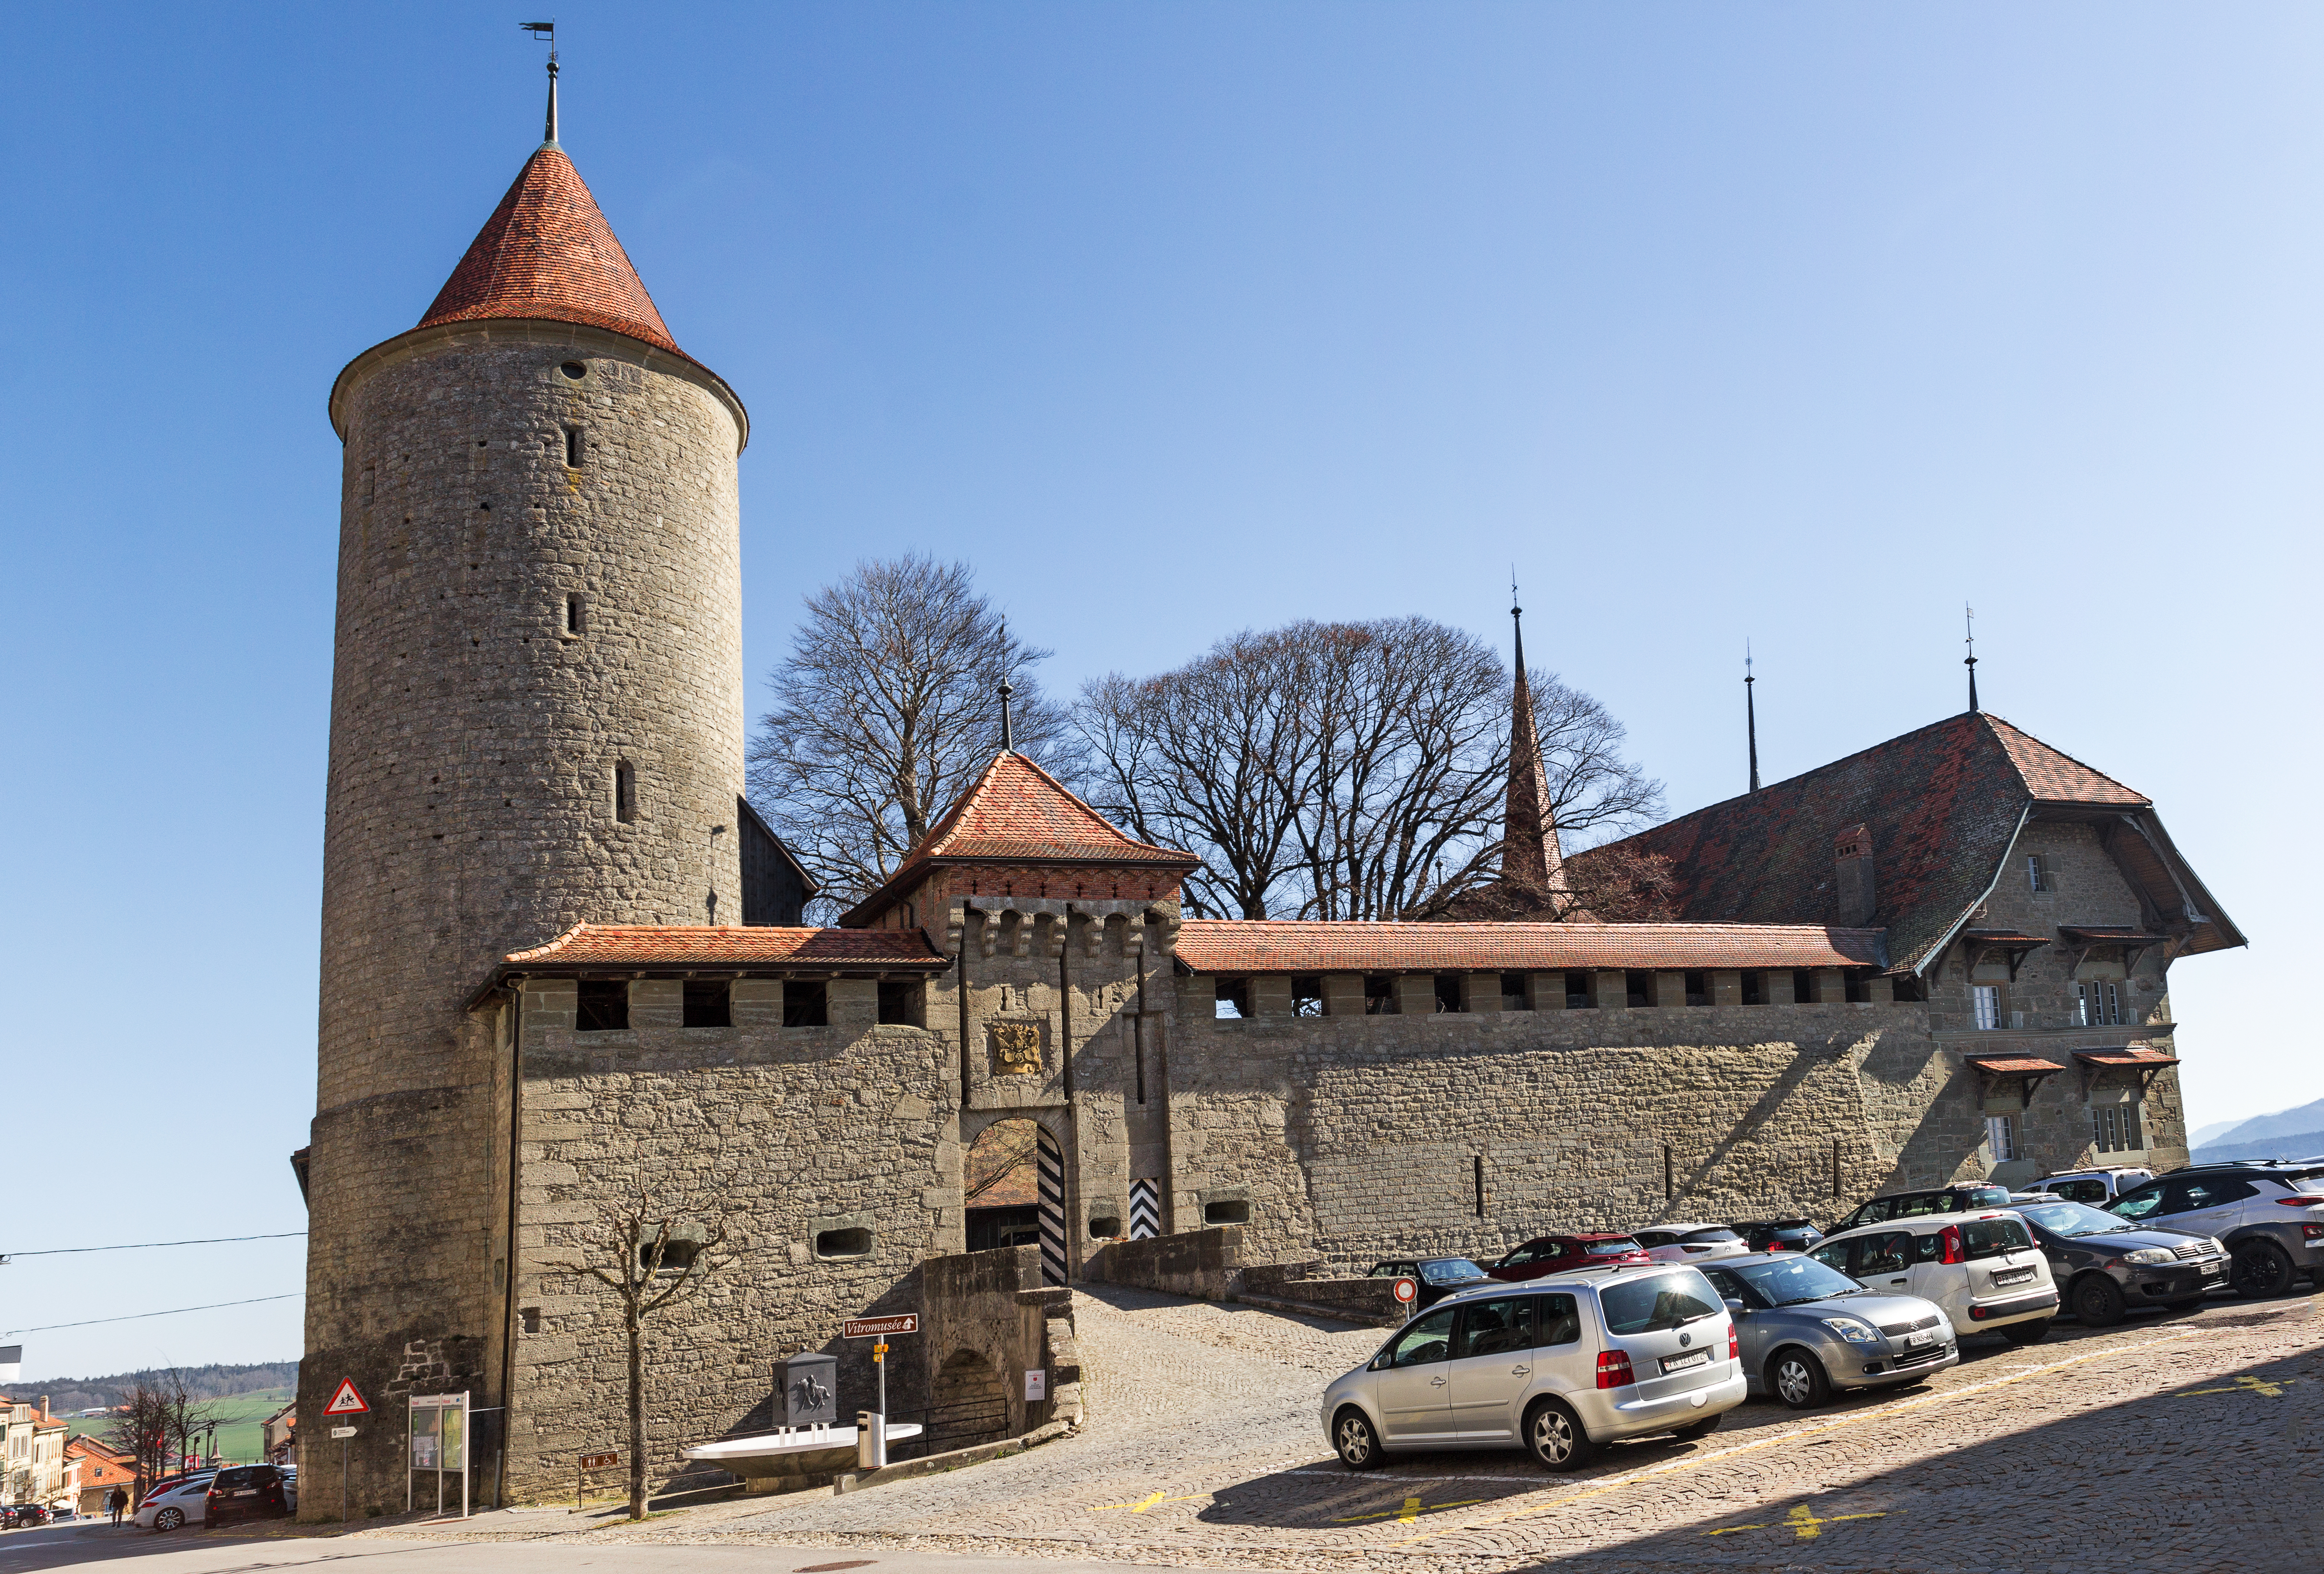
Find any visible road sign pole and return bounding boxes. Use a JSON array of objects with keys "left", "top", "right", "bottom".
[{"left": 341, "top": 1436, "right": 348, "bottom": 1523}]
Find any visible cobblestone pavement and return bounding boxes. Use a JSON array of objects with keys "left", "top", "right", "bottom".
[{"left": 468, "top": 1282, "right": 2324, "bottom": 1571}]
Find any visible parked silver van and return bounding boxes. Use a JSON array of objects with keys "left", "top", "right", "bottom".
[{"left": 1320, "top": 1264, "right": 1747, "bottom": 1472}]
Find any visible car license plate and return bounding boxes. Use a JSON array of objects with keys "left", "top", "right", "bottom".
[
  {"left": 1660, "top": 1349, "right": 1711, "bottom": 1375},
  {"left": 1992, "top": 1266, "right": 2035, "bottom": 1287},
  {"left": 1905, "top": 1330, "right": 1935, "bottom": 1347}
]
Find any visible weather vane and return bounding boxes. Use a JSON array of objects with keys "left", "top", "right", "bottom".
[
  {"left": 521, "top": 21, "right": 559, "bottom": 144},
  {"left": 1963, "top": 602, "right": 1980, "bottom": 714}
]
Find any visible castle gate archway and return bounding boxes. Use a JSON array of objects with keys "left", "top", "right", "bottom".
[{"left": 962, "top": 1115, "right": 1066, "bottom": 1284}]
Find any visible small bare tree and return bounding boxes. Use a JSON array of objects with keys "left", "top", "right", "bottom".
[
  {"left": 748, "top": 555, "right": 1070, "bottom": 918},
  {"left": 579, "top": 1190, "right": 732, "bottom": 1520},
  {"left": 103, "top": 1371, "right": 215, "bottom": 1503}
]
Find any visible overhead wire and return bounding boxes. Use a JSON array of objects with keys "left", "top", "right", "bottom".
[
  {"left": 1, "top": 1231, "right": 306, "bottom": 1259},
  {"left": 2, "top": 1293, "right": 303, "bottom": 1337}
]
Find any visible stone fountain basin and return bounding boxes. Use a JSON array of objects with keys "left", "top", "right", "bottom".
[{"left": 681, "top": 1421, "right": 925, "bottom": 1480}]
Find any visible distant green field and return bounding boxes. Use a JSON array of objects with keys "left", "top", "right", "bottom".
[{"left": 67, "top": 1387, "right": 296, "bottom": 1468}]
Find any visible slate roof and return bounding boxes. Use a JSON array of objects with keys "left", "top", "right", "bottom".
[
  {"left": 418, "top": 144, "right": 680, "bottom": 354},
  {"left": 1175, "top": 920, "right": 1885, "bottom": 974},
  {"left": 1568, "top": 711, "right": 2235, "bottom": 976},
  {"left": 841, "top": 752, "right": 1197, "bottom": 926}
]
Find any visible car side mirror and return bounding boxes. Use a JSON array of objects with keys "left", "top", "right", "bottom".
[{"left": 1723, "top": 1298, "right": 1748, "bottom": 1317}]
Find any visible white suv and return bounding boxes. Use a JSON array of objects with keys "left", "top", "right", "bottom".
[
  {"left": 1320, "top": 1263, "right": 1748, "bottom": 1472},
  {"left": 1811, "top": 1211, "right": 2059, "bottom": 1343}
]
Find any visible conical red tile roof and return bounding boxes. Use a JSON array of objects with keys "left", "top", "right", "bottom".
[{"left": 418, "top": 144, "right": 680, "bottom": 354}]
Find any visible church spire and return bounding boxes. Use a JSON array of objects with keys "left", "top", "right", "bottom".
[
  {"left": 1745, "top": 642, "right": 1761, "bottom": 795},
  {"left": 1502, "top": 586, "right": 1566, "bottom": 892}
]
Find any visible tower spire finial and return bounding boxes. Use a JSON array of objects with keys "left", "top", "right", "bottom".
[
  {"left": 998, "top": 618, "right": 1015, "bottom": 753},
  {"left": 1745, "top": 640, "right": 1761, "bottom": 794},
  {"left": 521, "top": 22, "right": 559, "bottom": 145},
  {"left": 1964, "top": 602, "right": 1979, "bottom": 714},
  {"left": 1500, "top": 575, "right": 1566, "bottom": 895}
]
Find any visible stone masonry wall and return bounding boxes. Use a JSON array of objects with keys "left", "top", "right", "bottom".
[
  {"left": 504, "top": 975, "right": 956, "bottom": 1505},
  {"left": 305, "top": 322, "right": 746, "bottom": 1516}
]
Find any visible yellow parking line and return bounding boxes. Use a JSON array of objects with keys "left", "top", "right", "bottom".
[
  {"left": 2179, "top": 1373, "right": 2299, "bottom": 1398},
  {"left": 1709, "top": 1503, "right": 1887, "bottom": 1539},
  {"left": 1396, "top": 1328, "right": 2199, "bottom": 1546},
  {"left": 1090, "top": 1489, "right": 1212, "bottom": 1513},
  {"left": 1330, "top": 1495, "right": 1483, "bottom": 1523}
]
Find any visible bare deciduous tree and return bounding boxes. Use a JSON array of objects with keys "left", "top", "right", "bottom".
[
  {"left": 748, "top": 555, "right": 1069, "bottom": 919},
  {"left": 103, "top": 1371, "right": 215, "bottom": 1505},
  {"left": 1073, "top": 617, "right": 1662, "bottom": 920},
  {"left": 578, "top": 1187, "right": 732, "bottom": 1520}
]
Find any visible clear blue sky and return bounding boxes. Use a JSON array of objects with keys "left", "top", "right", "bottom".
[{"left": 4, "top": 4, "right": 2315, "bottom": 1381}]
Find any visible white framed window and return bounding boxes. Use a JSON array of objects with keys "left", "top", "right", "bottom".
[
  {"left": 2092, "top": 1103, "right": 2146, "bottom": 1153},
  {"left": 1971, "top": 984, "right": 2002, "bottom": 1030},
  {"left": 2076, "top": 981, "right": 2122, "bottom": 1027},
  {"left": 2027, "top": 853, "right": 2057, "bottom": 894},
  {"left": 1986, "top": 1113, "right": 2018, "bottom": 1162}
]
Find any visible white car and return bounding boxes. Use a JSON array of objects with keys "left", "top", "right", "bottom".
[
  {"left": 133, "top": 1474, "right": 215, "bottom": 1531},
  {"left": 1633, "top": 1224, "right": 1750, "bottom": 1266},
  {"left": 1812, "top": 1211, "right": 2059, "bottom": 1343},
  {"left": 1319, "top": 1263, "right": 1747, "bottom": 1472}
]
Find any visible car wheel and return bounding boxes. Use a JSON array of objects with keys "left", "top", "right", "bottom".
[
  {"left": 2071, "top": 1274, "right": 2126, "bottom": 1327},
  {"left": 1671, "top": 1411, "right": 1723, "bottom": 1442},
  {"left": 1332, "top": 1407, "right": 1384, "bottom": 1471},
  {"left": 1768, "top": 1349, "right": 1831, "bottom": 1410},
  {"left": 1523, "top": 1397, "right": 1596, "bottom": 1472},
  {"left": 2230, "top": 1240, "right": 2296, "bottom": 1299},
  {"left": 2001, "top": 1317, "right": 2051, "bottom": 1345},
  {"left": 156, "top": 1508, "right": 183, "bottom": 1532}
]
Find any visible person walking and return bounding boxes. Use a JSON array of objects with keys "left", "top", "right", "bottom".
[{"left": 106, "top": 1487, "right": 127, "bottom": 1526}]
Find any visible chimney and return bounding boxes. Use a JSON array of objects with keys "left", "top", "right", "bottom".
[{"left": 1834, "top": 823, "right": 1875, "bottom": 926}]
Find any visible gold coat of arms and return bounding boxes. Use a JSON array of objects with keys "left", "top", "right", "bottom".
[{"left": 989, "top": 1021, "right": 1043, "bottom": 1076}]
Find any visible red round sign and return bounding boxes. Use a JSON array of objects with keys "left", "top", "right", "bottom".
[{"left": 1392, "top": 1276, "right": 1419, "bottom": 1304}]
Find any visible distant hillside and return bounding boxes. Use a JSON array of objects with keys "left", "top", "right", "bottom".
[
  {"left": 2191, "top": 1130, "right": 2324, "bottom": 1165},
  {"left": 17, "top": 1361, "right": 298, "bottom": 1416},
  {"left": 2212, "top": 1097, "right": 2324, "bottom": 1148}
]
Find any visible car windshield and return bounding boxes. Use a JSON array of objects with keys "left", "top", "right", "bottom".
[
  {"left": 1724, "top": 1254, "right": 1861, "bottom": 1305},
  {"left": 1598, "top": 1270, "right": 1723, "bottom": 1333},
  {"left": 1962, "top": 1217, "right": 2032, "bottom": 1257},
  {"left": 2013, "top": 1199, "right": 2138, "bottom": 1237},
  {"left": 1681, "top": 1227, "right": 1742, "bottom": 1243},
  {"left": 1588, "top": 1238, "right": 1643, "bottom": 1255},
  {"left": 1418, "top": 1258, "right": 1487, "bottom": 1285}
]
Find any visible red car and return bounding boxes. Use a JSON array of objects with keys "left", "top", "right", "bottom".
[{"left": 1485, "top": 1233, "right": 1652, "bottom": 1281}]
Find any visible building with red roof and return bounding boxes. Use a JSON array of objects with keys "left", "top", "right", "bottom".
[{"left": 298, "top": 56, "right": 2243, "bottom": 1513}]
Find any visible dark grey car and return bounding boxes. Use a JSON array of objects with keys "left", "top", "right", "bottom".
[
  {"left": 1703, "top": 1252, "right": 1958, "bottom": 1410},
  {"left": 2008, "top": 1196, "right": 2228, "bottom": 1324}
]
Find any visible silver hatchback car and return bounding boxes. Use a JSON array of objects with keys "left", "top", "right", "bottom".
[
  {"left": 1320, "top": 1264, "right": 1748, "bottom": 1472},
  {"left": 1701, "top": 1252, "right": 1958, "bottom": 1409}
]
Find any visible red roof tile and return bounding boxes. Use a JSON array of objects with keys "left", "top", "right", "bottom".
[
  {"left": 419, "top": 145, "right": 679, "bottom": 354},
  {"left": 2073, "top": 1048, "right": 2180, "bottom": 1067},
  {"left": 1174, "top": 919, "right": 1885, "bottom": 974},
  {"left": 1572, "top": 712, "right": 2164, "bottom": 976},
  {"left": 505, "top": 924, "right": 948, "bottom": 968},
  {"left": 1964, "top": 1056, "right": 2068, "bottom": 1075},
  {"left": 1985, "top": 716, "right": 2148, "bottom": 807},
  {"left": 919, "top": 752, "right": 1194, "bottom": 865},
  {"left": 841, "top": 752, "right": 1197, "bottom": 926}
]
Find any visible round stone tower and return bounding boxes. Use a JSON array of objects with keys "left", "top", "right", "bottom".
[{"left": 300, "top": 102, "right": 747, "bottom": 1511}]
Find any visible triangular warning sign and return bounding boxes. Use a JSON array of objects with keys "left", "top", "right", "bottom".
[{"left": 323, "top": 1379, "right": 369, "bottom": 1416}]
